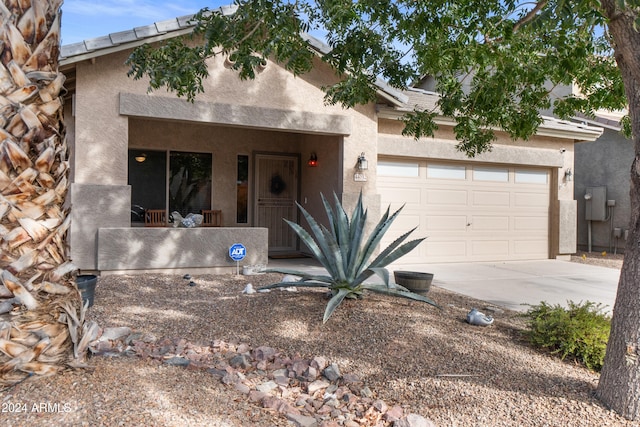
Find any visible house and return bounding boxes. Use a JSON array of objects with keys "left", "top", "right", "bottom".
[
  {"left": 59, "top": 7, "right": 603, "bottom": 275},
  {"left": 573, "top": 112, "right": 631, "bottom": 254}
]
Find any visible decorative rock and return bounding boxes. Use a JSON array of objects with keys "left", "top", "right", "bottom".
[
  {"left": 394, "top": 414, "right": 437, "bottom": 427},
  {"left": 282, "top": 274, "right": 301, "bottom": 282},
  {"left": 253, "top": 346, "right": 277, "bottom": 362},
  {"left": 384, "top": 405, "right": 404, "bottom": 422},
  {"left": 189, "top": 281, "right": 197, "bottom": 287},
  {"left": 341, "top": 373, "right": 361, "bottom": 383},
  {"left": 243, "top": 284, "right": 256, "bottom": 294},
  {"left": 164, "top": 357, "right": 190, "bottom": 367},
  {"left": 183, "top": 274, "right": 191, "bottom": 280},
  {"left": 248, "top": 390, "right": 268, "bottom": 402},
  {"left": 360, "top": 387, "right": 373, "bottom": 398},
  {"left": 229, "top": 354, "right": 252, "bottom": 369},
  {"left": 96, "top": 327, "right": 132, "bottom": 342},
  {"left": 292, "top": 359, "right": 310, "bottom": 377},
  {"left": 311, "top": 356, "right": 328, "bottom": 371},
  {"left": 256, "top": 380, "right": 278, "bottom": 393},
  {"left": 234, "top": 382, "right": 251, "bottom": 394},
  {"left": 237, "top": 343, "right": 251, "bottom": 353},
  {"left": 323, "top": 364, "right": 341, "bottom": 381},
  {"left": 466, "top": 308, "right": 494, "bottom": 326},
  {"left": 373, "top": 399, "right": 388, "bottom": 413},
  {"left": 305, "top": 366, "right": 318, "bottom": 381},
  {"left": 286, "top": 413, "right": 318, "bottom": 427},
  {"left": 207, "top": 368, "right": 227, "bottom": 378},
  {"left": 308, "top": 379, "right": 330, "bottom": 395}
]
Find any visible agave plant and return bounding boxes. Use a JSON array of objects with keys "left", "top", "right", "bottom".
[{"left": 261, "top": 192, "right": 439, "bottom": 323}]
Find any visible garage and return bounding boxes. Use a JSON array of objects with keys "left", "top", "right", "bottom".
[{"left": 378, "top": 159, "right": 550, "bottom": 263}]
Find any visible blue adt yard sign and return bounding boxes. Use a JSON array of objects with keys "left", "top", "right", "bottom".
[{"left": 229, "top": 243, "right": 247, "bottom": 261}]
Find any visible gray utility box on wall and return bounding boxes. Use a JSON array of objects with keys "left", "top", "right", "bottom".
[{"left": 585, "top": 186, "right": 607, "bottom": 221}]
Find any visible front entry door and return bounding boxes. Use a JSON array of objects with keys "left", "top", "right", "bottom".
[{"left": 254, "top": 153, "right": 299, "bottom": 253}]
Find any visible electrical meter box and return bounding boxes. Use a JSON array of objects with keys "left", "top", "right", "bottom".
[{"left": 585, "top": 186, "right": 607, "bottom": 221}]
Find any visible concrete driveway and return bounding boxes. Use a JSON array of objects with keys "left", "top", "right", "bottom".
[
  {"left": 268, "top": 258, "right": 621, "bottom": 313},
  {"left": 394, "top": 260, "right": 621, "bottom": 312}
]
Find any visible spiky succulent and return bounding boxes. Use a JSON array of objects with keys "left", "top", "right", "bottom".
[{"left": 261, "top": 192, "right": 439, "bottom": 323}]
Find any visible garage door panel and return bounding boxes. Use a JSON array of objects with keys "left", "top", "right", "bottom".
[
  {"left": 514, "top": 216, "right": 547, "bottom": 231},
  {"left": 426, "top": 215, "right": 467, "bottom": 231},
  {"left": 471, "top": 216, "right": 509, "bottom": 231},
  {"left": 379, "top": 159, "right": 550, "bottom": 263},
  {"left": 514, "top": 239, "right": 548, "bottom": 255},
  {"left": 472, "top": 191, "right": 510, "bottom": 207},
  {"left": 426, "top": 240, "right": 467, "bottom": 257},
  {"left": 471, "top": 239, "right": 509, "bottom": 256},
  {"left": 383, "top": 188, "right": 423, "bottom": 207},
  {"left": 426, "top": 189, "right": 467, "bottom": 206},
  {"left": 514, "top": 192, "right": 548, "bottom": 208}
]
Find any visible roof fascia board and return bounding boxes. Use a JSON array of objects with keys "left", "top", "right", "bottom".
[{"left": 377, "top": 107, "right": 603, "bottom": 142}]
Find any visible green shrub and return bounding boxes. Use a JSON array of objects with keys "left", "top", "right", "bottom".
[{"left": 524, "top": 301, "right": 611, "bottom": 371}]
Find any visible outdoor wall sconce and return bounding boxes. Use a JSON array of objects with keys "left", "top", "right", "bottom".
[
  {"left": 135, "top": 153, "right": 147, "bottom": 163},
  {"left": 564, "top": 168, "right": 573, "bottom": 182},
  {"left": 307, "top": 152, "right": 318, "bottom": 167},
  {"left": 357, "top": 152, "right": 368, "bottom": 171}
]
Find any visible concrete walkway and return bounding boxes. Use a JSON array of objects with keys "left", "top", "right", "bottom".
[{"left": 267, "top": 258, "right": 621, "bottom": 313}]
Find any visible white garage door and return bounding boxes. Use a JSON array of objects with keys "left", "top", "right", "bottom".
[{"left": 378, "top": 159, "right": 550, "bottom": 263}]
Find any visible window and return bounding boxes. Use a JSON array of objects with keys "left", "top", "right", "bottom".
[
  {"left": 237, "top": 155, "right": 248, "bottom": 223},
  {"left": 473, "top": 167, "right": 508, "bottom": 182},
  {"left": 129, "top": 150, "right": 166, "bottom": 224},
  {"left": 515, "top": 169, "right": 548, "bottom": 184},
  {"left": 427, "top": 164, "right": 466, "bottom": 180},
  {"left": 169, "top": 152, "right": 212, "bottom": 217},
  {"left": 378, "top": 161, "right": 419, "bottom": 177},
  {"left": 128, "top": 150, "right": 212, "bottom": 224}
]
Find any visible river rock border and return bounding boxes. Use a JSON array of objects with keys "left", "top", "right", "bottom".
[{"left": 89, "top": 327, "right": 435, "bottom": 427}]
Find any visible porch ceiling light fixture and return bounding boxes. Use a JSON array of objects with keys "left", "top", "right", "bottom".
[
  {"left": 564, "top": 168, "right": 573, "bottom": 182},
  {"left": 135, "top": 153, "right": 147, "bottom": 163},
  {"left": 308, "top": 152, "right": 318, "bottom": 167},
  {"left": 357, "top": 152, "right": 368, "bottom": 171}
]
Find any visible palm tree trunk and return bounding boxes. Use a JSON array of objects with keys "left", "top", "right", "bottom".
[{"left": 0, "top": 0, "right": 93, "bottom": 388}]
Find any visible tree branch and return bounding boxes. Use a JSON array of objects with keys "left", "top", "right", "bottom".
[{"left": 513, "top": 1, "right": 548, "bottom": 33}]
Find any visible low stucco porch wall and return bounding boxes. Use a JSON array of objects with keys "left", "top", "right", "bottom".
[{"left": 95, "top": 227, "right": 268, "bottom": 275}]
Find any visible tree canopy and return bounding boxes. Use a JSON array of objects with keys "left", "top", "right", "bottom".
[{"left": 127, "top": 0, "right": 626, "bottom": 156}]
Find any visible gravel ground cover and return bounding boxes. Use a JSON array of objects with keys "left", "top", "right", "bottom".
[{"left": 1, "top": 256, "right": 634, "bottom": 427}]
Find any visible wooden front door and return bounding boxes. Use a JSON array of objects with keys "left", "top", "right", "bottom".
[{"left": 254, "top": 153, "right": 299, "bottom": 253}]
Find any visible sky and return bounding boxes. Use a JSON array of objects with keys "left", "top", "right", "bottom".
[{"left": 61, "top": 0, "right": 232, "bottom": 46}]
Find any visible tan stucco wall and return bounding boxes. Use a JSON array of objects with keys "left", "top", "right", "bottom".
[{"left": 67, "top": 45, "right": 380, "bottom": 272}]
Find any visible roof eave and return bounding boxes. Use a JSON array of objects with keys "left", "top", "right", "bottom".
[
  {"left": 60, "top": 28, "right": 194, "bottom": 67},
  {"left": 377, "top": 107, "right": 604, "bottom": 142}
]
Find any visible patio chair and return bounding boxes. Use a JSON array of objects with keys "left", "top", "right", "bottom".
[
  {"left": 144, "top": 209, "right": 167, "bottom": 227},
  {"left": 201, "top": 209, "right": 222, "bottom": 227}
]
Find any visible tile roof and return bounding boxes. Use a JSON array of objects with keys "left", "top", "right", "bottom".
[
  {"left": 57, "top": 9, "right": 604, "bottom": 139},
  {"left": 60, "top": 5, "right": 238, "bottom": 63},
  {"left": 382, "top": 88, "right": 603, "bottom": 140}
]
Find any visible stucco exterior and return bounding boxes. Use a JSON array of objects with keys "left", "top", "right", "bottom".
[
  {"left": 60, "top": 15, "right": 602, "bottom": 274},
  {"left": 575, "top": 127, "right": 632, "bottom": 254}
]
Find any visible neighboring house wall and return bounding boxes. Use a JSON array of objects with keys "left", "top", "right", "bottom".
[{"left": 574, "top": 127, "right": 632, "bottom": 254}]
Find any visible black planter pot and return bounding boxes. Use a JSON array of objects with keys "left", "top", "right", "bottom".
[
  {"left": 76, "top": 275, "right": 98, "bottom": 308},
  {"left": 393, "top": 271, "right": 434, "bottom": 294}
]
